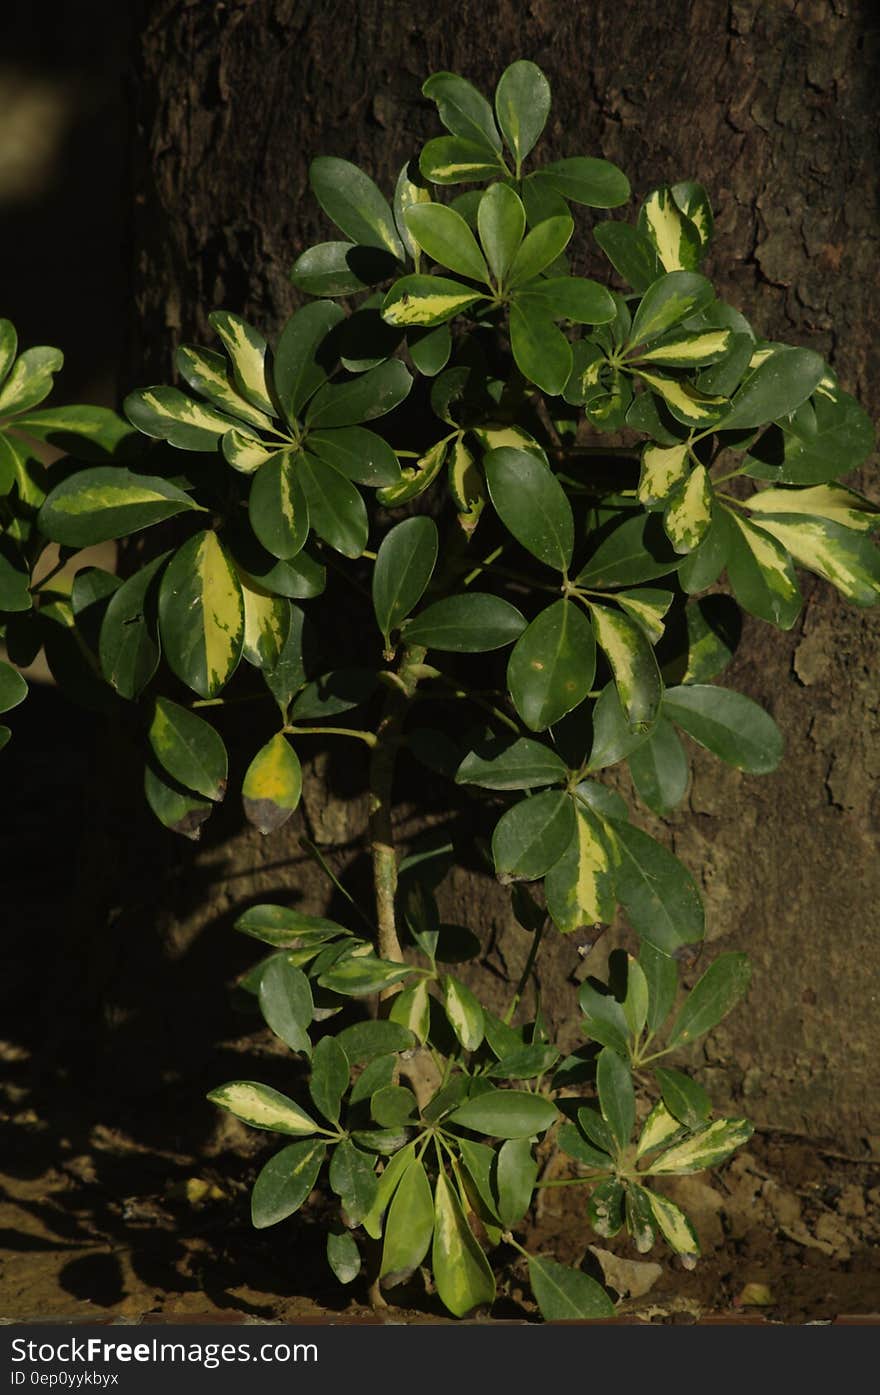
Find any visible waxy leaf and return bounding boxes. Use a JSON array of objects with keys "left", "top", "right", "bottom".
[
  {"left": 329, "top": 1139, "right": 379, "bottom": 1227},
  {"left": 639, "top": 186, "right": 702, "bottom": 272},
  {"left": 124, "top": 385, "right": 240, "bottom": 450},
  {"left": 248, "top": 451, "right": 309, "bottom": 559},
  {"left": 0, "top": 318, "right": 18, "bottom": 385},
  {"left": 318, "top": 953, "right": 414, "bottom": 997},
  {"left": 491, "top": 790, "right": 575, "bottom": 882},
  {"left": 308, "top": 426, "right": 401, "bottom": 488},
  {"left": 625, "top": 1183, "right": 657, "bottom": 1252},
  {"left": 577, "top": 981, "right": 630, "bottom": 1057},
  {"left": 176, "top": 345, "right": 272, "bottom": 432},
  {"left": 720, "top": 346, "right": 826, "bottom": 431},
  {"left": 725, "top": 512, "right": 802, "bottom": 629},
  {"left": 645, "top": 1189, "right": 701, "bottom": 1256},
  {"left": 158, "top": 531, "right": 244, "bottom": 697},
  {"left": 576, "top": 512, "right": 681, "bottom": 588},
  {"left": 634, "top": 370, "right": 727, "bottom": 429},
  {"left": 0, "top": 345, "right": 62, "bottom": 415},
  {"left": 507, "top": 214, "right": 573, "bottom": 288},
  {"left": 484, "top": 448, "right": 573, "bottom": 571},
  {"left": 648, "top": 1117, "right": 754, "bottom": 1175},
  {"left": 335, "top": 1020, "right": 415, "bottom": 1064},
  {"left": 235, "top": 904, "right": 350, "bottom": 949},
  {"left": 251, "top": 1139, "right": 326, "bottom": 1229},
  {"left": 749, "top": 513, "right": 880, "bottom": 607},
  {"left": 591, "top": 604, "right": 663, "bottom": 730},
  {"left": 507, "top": 600, "right": 596, "bottom": 731},
  {"left": 442, "top": 974, "right": 484, "bottom": 1051},
  {"left": 420, "top": 136, "right": 507, "bottom": 185},
  {"left": 509, "top": 299, "right": 571, "bottom": 396},
  {"left": 327, "top": 1228, "right": 361, "bottom": 1283},
  {"left": 628, "top": 272, "right": 715, "bottom": 348},
  {"left": 372, "top": 516, "right": 438, "bottom": 638},
  {"left": 382, "top": 274, "right": 486, "bottom": 326},
  {"left": 207, "top": 1080, "right": 319, "bottom": 1136},
  {"left": 668, "top": 952, "right": 751, "bottom": 1047},
  {"left": 456, "top": 735, "right": 566, "bottom": 791},
  {"left": 589, "top": 1178, "right": 626, "bottom": 1238},
  {"left": 258, "top": 956, "right": 313, "bottom": 1055},
  {"left": 641, "top": 941, "right": 679, "bottom": 1034},
  {"left": 612, "top": 822, "right": 704, "bottom": 953},
  {"left": 242, "top": 733, "right": 303, "bottom": 835},
  {"left": 273, "top": 300, "right": 344, "bottom": 421},
  {"left": 389, "top": 981, "right": 431, "bottom": 1043},
  {"left": 587, "top": 682, "right": 652, "bottom": 770},
  {"left": 422, "top": 71, "right": 502, "bottom": 151},
  {"left": 545, "top": 804, "right": 616, "bottom": 934},
  {"left": 209, "top": 310, "right": 275, "bottom": 415},
  {"left": 663, "top": 684, "right": 783, "bottom": 773},
  {"left": 309, "top": 156, "right": 404, "bottom": 260},
  {"left": 495, "top": 60, "right": 550, "bottom": 166},
  {"left": 309, "top": 1036, "right": 349, "bottom": 1125},
  {"left": 627, "top": 718, "right": 689, "bottom": 815},
  {"left": 238, "top": 571, "right": 291, "bottom": 670},
  {"left": 404, "top": 202, "right": 489, "bottom": 283},
  {"left": 543, "top": 156, "right": 630, "bottom": 207},
  {"left": 379, "top": 1157, "right": 434, "bottom": 1287},
  {"left": 517, "top": 276, "right": 616, "bottom": 326},
  {"left": 148, "top": 697, "right": 227, "bottom": 801},
  {"left": 433, "top": 1170, "right": 496, "bottom": 1316},
  {"left": 143, "top": 762, "right": 211, "bottom": 841},
  {"left": 597, "top": 1047, "right": 635, "bottom": 1150},
  {"left": 478, "top": 182, "right": 525, "bottom": 284},
  {"left": 664, "top": 464, "right": 713, "bottom": 554},
  {"left": 748, "top": 389, "right": 874, "bottom": 486},
  {"left": 637, "top": 1101, "right": 684, "bottom": 1159},
  {"left": 98, "top": 552, "right": 167, "bottom": 699},
  {"left": 448, "top": 1087, "right": 557, "bottom": 1138},
  {"left": 594, "top": 221, "right": 659, "bottom": 293},
  {"left": 291, "top": 241, "right": 399, "bottom": 297},
  {"left": 297, "top": 452, "right": 368, "bottom": 558},
  {"left": 495, "top": 1137, "right": 538, "bottom": 1228},
  {"left": 655, "top": 1068, "right": 712, "bottom": 1130},
  {"left": 38, "top": 468, "right": 201, "bottom": 547},
  {"left": 0, "top": 660, "right": 27, "bottom": 714},
  {"left": 403, "top": 593, "right": 526, "bottom": 651},
  {"left": 527, "top": 1255, "right": 615, "bottom": 1322}
]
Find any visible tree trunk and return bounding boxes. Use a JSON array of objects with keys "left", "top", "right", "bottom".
[{"left": 121, "top": 0, "right": 880, "bottom": 1149}]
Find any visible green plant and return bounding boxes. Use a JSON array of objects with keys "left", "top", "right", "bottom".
[{"left": 2, "top": 59, "right": 877, "bottom": 1319}]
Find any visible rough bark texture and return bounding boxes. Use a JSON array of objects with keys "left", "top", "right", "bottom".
[{"left": 123, "top": 0, "right": 879, "bottom": 1147}]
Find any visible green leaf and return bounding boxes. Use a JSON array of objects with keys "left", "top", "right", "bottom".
[
  {"left": 668, "top": 952, "right": 752, "bottom": 1048},
  {"left": 0, "top": 660, "right": 27, "bottom": 715},
  {"left": 420, "top": 135, "right": 507, "bottom": 185},
  {"left": 251, "top": 1139, "right": 326, "bottom": 1228},
  {"left": 487, "top": 1043, "right": 559, "bottom": 1080},
  {"left": 371, "top": 1084, "right": 418, "bottom": 1128},
  {"left": 477, "top": 183, "right": 525, "bottom": 285},
  {"left": 0, "top": 555, "right": 32, "bottom": 613},
  {"left": 521, "top": 171, "right": 570, "bottom": 227},
  {"left": 622, "top": 953, "right": 650, "bottom": 1038},
  {"left": 663, "top": 683, "right": 783, "bottom": 773},
  {"left": 509, "top": 300, "right": 571, "bottom": 396},
  {"left": 306, "top": 358, "right": 411, "bottom": 430},
  {"left": 124, "top": 385, "right": 241, "bottom": 450},
  {"left": 96, "top": 552, "right": 166, "bottom": 698},
  {"left": 176, "top": 345, "right": 272, "bottom": 432},
  {"left": 403, "top": 593, "right": 526, "bottom": 652},
  {"left": 628, "top": 718, "right": 689, "bottom": 815},
  {"left": 557, "top": 1123, "right": 614, "bottom": 1171},
  {"left": 492, "top": 790, "right": 575, "bottom": 882},
  {"left": 495, "top": 60, "right": 550, "bottom": 166},
  {"left": 381, "top": 274, "right": 487, "bottom": 327},
  {"left": 748, "top": 389, "right": 874, "bottom": 486},
  {"left": 596, "top": 1047, "right": 635, "bottom": 1150},
  {"left": 328, "top": 1139, "right": 379, "bottom": 1228},
  {"left": 361, "top": 1142, "right": 417, "bottom": 1239},
  {"left": 248, "top": 451, "right": 309, "bottom": 559},
  {"left": 628, "top": 272, "right": 715, "bottom": 348},
  {"left": 593, "top": 221, "right": 659, "bottom": 293},
  {"left": 148, "top": 697, "right": 227, "bottom": 801},
  {"left": 309, "top": 1036, "right": 349, "bottom": 1125},
  {"left": 289, "top": 667, "right": 378, "bottom": 721},
  {"left": 507, "top": 215, "right": 573, "bottom": 289},
  {"left": 648, "top": 1117, "right": 754, "bottom": 1175},
  {"left": 308, "top": 426, "right": 401, "bottom": 488},
  {"left": 527, "top": 1254, "right": 615, "bottom": 1322},
  {"left": 262, "top": 604, "right": 307, "bottom": 713},
  {"left": 484, "top": 448, "right": 573, "bottom": 571},
  {"left": 379, "top": 1157, "right": 434, "bottom": 1286},
  {"left": 234, "top": 904, "right": 350, "bottom": 949},
  {"left": 327, "top": 1228, "right": 361, "bottom": 1283},
  {"left": 747, "top": 513, "right": 880, "bottom": 607},
  {"left": 372, "top": 516, "right": 438, "bottom": 638},
  {"left": 639, "top": 186, "right": 701, "bottom": 272},
  {"left": 14, "top": 404, "right": 140, "bottom": 463},
  {"left": 290, "top": 241, "right": 400, "bottom": 297},
  {"left": 38, "top": 467, "right": 201, "bottom": 547},
  {"left": 644, "top": 1189, "right": 701, "bottom": 1256},
  {"left": 0, "top": 318, "right": 18, "bottom": 385},
  {"left": 507, "top": 600, "right": 596, "bottom": 731},
  {"left": 455, "top": 735, "right": 566, "bottom": 791},
  {"left": 542, "top": 157, "right": 630, "bottom": 208},
  {"left": 447, "top": 1087, "right": 557, "bottom": 1138},
  {"left": 591, "top": 603, "right": 663, "bottom": 730},
  {"left": 495, "top": 1137, "right": 538, "bottom": 1228},
  {"left": 587, "top": 682, "right": 650, "bottom": 770},
  {"left": 720, "top": 347, "right": 826, "bottom": 431},
  {"left": 576, "top": 980, "right": 630, "bottom": 1057},
  {"left": 422, "top": 71, "right": 502, "bottom": 152},
  {"left": 576, "top": 512, "right": 681, "bottom": 588},
  {"left": 516, "top": 276, "right": 616, "bottom": 326},
  {"left": 640, "top": 942, "right": 679, "bottom": 1034},
  {"left": 612, "top": 821, "right": 704, "bottom": 954},
  {"left": 242, "top": 733, "right": 303, "bottom": 835},
  {"left": 655, "top": 1067, "right": 712, "bottom": 1130},
  {"left": 207, "top": 1080, "right": 319, "bottom": 1137},
  {"left": 143, "top": 762, "right": 212, "bottom": 841},
  {"left": 432, "top": 1169, "right": 496, "bottom": 1317},
  {"left": 335, "top": 1020, "right": 415, "bottom": 1064},
  {"left": 158, "top": 530, "right": 244, "bottom": 697},
  {"left": 309, "top": 156, "right": 404, "bottom": 259},
  {"left": 297, "top": 452, "right": 368, "bottom": 558},
  {"left": 442, "top": 974, "right": 484, "bottom": 1052},
  {"left": 0, "top": 345, "right": 63, "bottom": 415},
  {"left": 404, "top": 202, "right": 490, "bottom": 284},
  {"left": 273, "top": 301, "right": 344, "bottom": 422},
  {"left": 545, "top": 804, "right": 617, "bottom": 934},
  {"left": 725, "top": 512, "right": 802, "bottom": 629},
  {"left": 677, "top": 510, "right": 733, "bottom": 595},
  {"left": 672, "top": 180, "right": 713, "bottom": 251},
  {"left": 258, "top": 955, "right": 313, "bottom": 1056},
  {"left": 317, "top": 953, "right": 413, "bottom": 997}
]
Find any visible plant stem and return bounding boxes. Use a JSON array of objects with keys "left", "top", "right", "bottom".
[
  {"left": 504, "top": 917, "right": 547, "bottom": 1025},
  {"left": 284, "top": 723, "right": 377, "bottom": 746},
  {"left": 368, "top": 644, "right": 426, "bottom": 966}
]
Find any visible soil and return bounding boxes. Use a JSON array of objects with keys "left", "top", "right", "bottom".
[{"left": 2, "top": 1030, "right": 878, "bottom": 1326}]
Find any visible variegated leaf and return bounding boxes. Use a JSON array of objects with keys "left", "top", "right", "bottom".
[
  {"left": 237, "top": 569, "right": 291, "bottom": 669},
  {"left": 644, "top": 1189, "right": 701, "bottom": 1255},
  {"left": 376, "top": 437, "right": 448, "bottom": 507},
  {"left": 0, "top": 345, "right": 63, "bottom": 416},
  {"left": 38, "top": 467, "right": 202, "bottom": 547},
  {"left": 176, "top": 345, "right": 273, "bottom": 432},
  {"left": 747, "top": 483, "right": 879, "bottom": 533},
  {"left": 749, "top": 513, "right": 880, "bottom": 606},
  {"left": 615, "top": 588, "right": 673, "bottom": 644},
  {"left": 726, "top": 512, "right": 802, "bottom": 629},
  {"left": 639, "top": 187, "right": 702, "bottom": 271},
  {"left": 381, "top": 275, "right": 487, "bottom": 327},
  {"left": 389, "top": 981, "right": 431, "bottom": 1044},
  {"left": 209, "top": 311, "right": 276, "bottom": 415},
  {"left": 638, "top": 441, "right": 689, "bottom": 507},
  {"left": 222, "top": 428, "right": 271, "bottom": 474},
  {"left": 242, "top": 733, "right": 303, "bottom": 835},
  {"left": 158, "top": 530, "right": 245, "bottom": 697},
  {"left": 664, "top": 464, "right": 713, "bottom": 554},
  {"left": 648, "top": 1117, "right": 754, "bottom": 1175},
  {"left": 207, "top": 1081, "right": 320, "bottom": 1136},
  {"left": 590, "top": 604, "right": 663, "bottom": 730},
  {"left": 633, "top": 328, "right": 732, "bottom": 367},
  {"left": 125, "top": 385, "right": 241, "bottom": 451},
  {"left": 544, "top": 802, "right": 616, "bottom": 933},
  {"left": 634, "top": 370, "right": 727, "bottom": 428},
  {"left": 637, "top": 1101, "right": 684, "bottom": 1158}
]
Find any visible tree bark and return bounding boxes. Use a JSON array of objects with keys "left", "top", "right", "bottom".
[{"left": 125, "top": 0, "right": 880, "bottom": 1148}]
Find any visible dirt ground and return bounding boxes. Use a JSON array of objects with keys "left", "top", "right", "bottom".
[{"left": 2, "top": 1029, "right": 878, "bottom": 1326}]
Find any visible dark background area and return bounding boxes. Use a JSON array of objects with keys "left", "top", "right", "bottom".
[{"left": 1, "top": 0, "right": 879, "bottom": 1322}]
